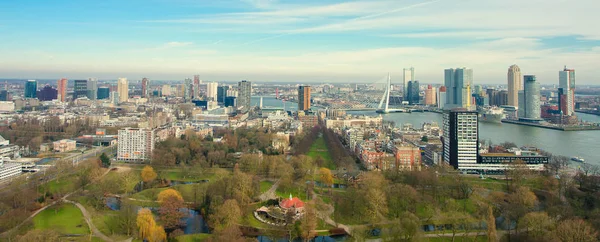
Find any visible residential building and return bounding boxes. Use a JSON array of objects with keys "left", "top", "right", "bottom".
[
  {"left": 403, "top": 67, "right": 415, "bottom": 100},
  {"left": 161, "top": 85, "right": 172, "bottom": 96},
  {"left": 507, "top": 65, "right": 522, "bottom": 107},
  {"left": 424, "top": 85, "right": 436, "bottom": 105},
  {"left": 344, "top": 128, "right": 364, "bottom": 150},
  {"left": 73, "top": 79, "right": 88, "bottom": 99},
  {"left": 25, "top": 80, "right": 37, "bottom": 98},
  {"left": 0, "top": 101, "right": 15, "bottom": 112},
  {"left": 206, "top": 82, "right": 218, "bottom": 101},
  {"left": 443, "top": 110, "right": 479, "bottom": 170},
  {"left": 193, "top": 75, "right": 200, "bottom": 99},
  {"left": 393, "top": 142, "right": 421, "bottom": 171},
  {"left": 237, "top": 80, "right": 252, "bottom": 112},
  {"left": 298, "top": 85, "right": 311, "bottom": 111},
  {"left": 53, "top": 139, "right": 77, "bottom": 152},
  {"left": 117, "top": 78, "right": 128, "bottom": 103},
  {"left": 141, "top": 78, "right": 149, "bottom": 98},
  {"left": 298, "top": 113, "right": 318, "bottom": 129},
  {"left": 57, "top": 78, "right": 68, "bottom": 102},
  {"left": 184, "top": 78, "right": 193, "bottom": 102},
  {"left": 437, "top": 86, "right": 446, "bottom": 109},
  {"left": 324, "top": 115, "right": 383, "bottom": 129},
  {"left": 444, "top": 68, "right": 473, "bottom": 109},
  {"left": 117, "top": 128, "right": 155, "bottom": 162},
  {"left": 559, "top": 66, "right": 576, "bottom": 116},
  {"left": 88, "top": 78, "right": 98, "bottom": 100}
]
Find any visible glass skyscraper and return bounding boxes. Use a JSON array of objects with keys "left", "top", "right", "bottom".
[
  {"left": 444, "top": 68, "right": 473, "bottom": 109},
  {"left": 24, "top": 80, "right": 37, "bottom": 98},
  {"left": 237, "top": 80, "right": 251, "bottom": 112}
]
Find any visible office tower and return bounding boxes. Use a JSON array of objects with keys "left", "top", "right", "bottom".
[
  {"left": 86, "top": 78, "right": 98, "bottom": 100},
  {"left": 298, "top": 85, "right": 311, "bottom": 111},
  {"left": 184, "top": 78, "right": 192, "bottom": 102},
  {"left": 0, "top": 90, "right": 11, "bottom": 101},
  {"left": 518, "top": 91, "right": 525, "bottom": 118},
  {"left": 406, "top": 81, "right": 420, "bottom": 105},
  {"left": 57, "top": 78, "right": 68, "bottom": 102},
  {"left": 522, "top": 75, "right": 541, "bottom": 120},
  {"left": 437, "top": 86, "right": 446, "bottom": 109},
  {"left": 559, "top": 66, "right": 576, "bottom": 116},
  {"left": 444, "top": 68, "right": 473, "bottom": 109},
  {"left": 237, "top": 80, "right": 252, "bottom": 112},
  {"left": 217, "top": 85, "right": 230, "bottom": 103},
  {"left": 193, "top": 75, "right": 200, "bottom": 99},
  {"left": 487, "top": 89, "right": 498, "bottom": 106},
  {"left": 110, "top": 91, "right": 119, "bottom": 105},
  {"left": 425, "top": 85, "right": 436, "bottom": 105},
  {"left": 403, "top": 67, "right": 415, "bottom": 100},
  {"left": 24, "top": 80, "right": 37, "bottom": 98},
  {"left": 443, "top": 110, "right": 479, "bottom": 170},
  {"left": 37, "top": 85, "right": 58, "bottom": 101},
  {"left": 224, "top": 96, "right": 237, "bottom": 107},
  {"left": 141, "top": 78, "right": 149, "bottom": 98},
  {"left": 507, "top": 65, "right": 522, "bottom": 107},
  {"left": 97, "top": 87, "right": 110, "bottom": 99},
  {"left": 117, "top": 128, "right": 155, "bottom": 162},
  {"left": 117, "top": 78, "right": 128, "bottom": 103},
  {"left": 473, "top": 85, "right": 483, "bottom": 96},
  {"left": 73, "top": 80, "right": 88, "bottom": 99},
  {"left": 206, "top": 82, "right": 218, "bottom": 101}
]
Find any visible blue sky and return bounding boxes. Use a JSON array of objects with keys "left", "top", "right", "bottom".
[{"left": 1, "top": 0, "right": 599, "bottom": 84}]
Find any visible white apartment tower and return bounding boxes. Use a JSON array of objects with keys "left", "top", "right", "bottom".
[
  {"left": 559, "top": 66, "right": 576, "bottom": 116},
  {"left": 118, "top": 128, "right": 155, "bottom": 162}
]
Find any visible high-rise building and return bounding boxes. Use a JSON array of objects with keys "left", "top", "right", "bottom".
[
  {"left": 406, "top": 81, "right": 420, "bottom": 105},
  {"left": 444, "top": 68, "right": 473, "bottom": 109},
  {"left": 298, "top": 85, "right": 311, "bottom": 111},
  {"left": 57, "top": 78, "right": 68, "bottom": 102},
  {"left": 73, "top": 80, "right": 88, "bottom": 99},
  {"left": 161, "top": 85, "right": 171, "bottom": 96},
  {"left": 97, "top": 87, "right": 110, "bottom": 99},
  {"left": 224, "top": 96, "right": 236, "bottom": 107},
  {"left": 403, "top": 67, "right": 415, "bottom": 100},
  {"left": 559, "top": 66, "right": 576, "bottom": 116},
  {"left": 443, "top": 110, "right": 479, "bottom": 170},
  {"left": 117, "top": 78, "right": 128, "bottom": 103},
  {"left": 507, "top": 65, "right": 522, "bottom": 107},
  {"left": 437, "top": 86, "right": 447, "bottom": 109},
  {"left": 521, "top": 75, "right": 541, "bottom": 120},
  {"left": 206, "top": 82, "right": 218, "bottom": 101},
  {"left": 217, "top": 85, "right": 230, "bottom": 103},
  {"left": 141, "top": 78, "right": 149, "bottom": 98},
  {"left": 237, "top": 80, "right": 252, "bottom": 112},
  {"left": 193, "top": 75, "right": 200, "bottom": 99},
  {"left": 37, "top": 85, "right": 58, "bottom": 101},
  {"left": 425, "top": 85, "right": 436, "bottom": 105},
  {"left": 24, "top": 80, "right": 37, "bottom": 98},
  {"left": 87, "top": 78, "right": 98, "bottom": 100},
  {"left": 184, "top": 78, "right": 193, "bottom": 102},
  {"left": 0, "top": 90, "right": 11, "bottom": 101},
  {"left": 117, "top": 128, "right": 155, "bottom": 162}
]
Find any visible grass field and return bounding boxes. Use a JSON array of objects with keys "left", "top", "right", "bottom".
[
  {"left": 260, "top": 181, "right": 274, "bottom": 194},
  {"left": 40, "top": 175, "right": 78, "bottom": 195},
  {"left": 276, "top": 184, "right": 308, "bottom": 201},
  {"left": 33, "top": 204, "right": 89, "bottom": 235},
  {"left": 176, "top": 233, "right": 211, "bottom": 242},
  {"left": 307, "top": 135, "right": 336, "bottom": 170}
]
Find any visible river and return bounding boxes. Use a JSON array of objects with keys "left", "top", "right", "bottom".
[{"left": 255, "top": 96, "right": 600, "bottom": 165}]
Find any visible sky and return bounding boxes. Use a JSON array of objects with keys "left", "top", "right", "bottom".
[{"left": 1, "top": 0, "right": 599, "bottom": 84}]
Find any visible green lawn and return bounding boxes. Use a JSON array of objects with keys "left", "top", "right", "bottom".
[
  {"left": 33, "top": 203, "right": 89, "bottom": 235},
  {"left": 307, "top": 136, "right": 336, "bottom": 170},
  {"left": 176, "top": 233, "right": 211, "bottom": 242},
  {"left": 260, "top": 181, "right": 274, "bottom": 194},
  {"left": 40, "top": 175, "right": 78, "bottom": 195},
  {"left": 276, "top": 184, "right": 308, "bottom": 201}
]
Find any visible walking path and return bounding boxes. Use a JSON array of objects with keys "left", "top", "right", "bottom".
[
  {"left": 258, "top": 179, "right": 281, "bottom": 201},
  {"left": 0, "top": 168, "right": 114, "bottom": 241}
]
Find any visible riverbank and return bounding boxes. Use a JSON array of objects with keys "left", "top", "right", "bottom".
[
  {"left": 501, "top": 119, "right": 600, "bottom": 131},
  {"left": 576, "top": 110, "right": 600, "bottom": 116}
]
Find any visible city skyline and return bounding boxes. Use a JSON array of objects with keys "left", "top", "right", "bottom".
[{"left": 0, "top": 0, "right": 599, "bottom": 84}]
